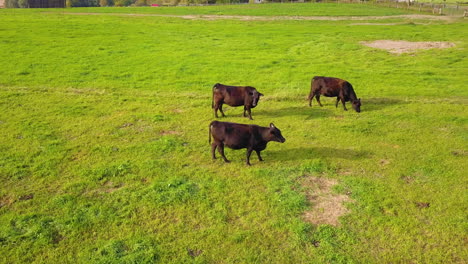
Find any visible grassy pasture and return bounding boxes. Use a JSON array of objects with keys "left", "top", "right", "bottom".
[
  {"left": 36, "top": 3, "right": 416, "bottom": 16},
  {"left": 0, "top": 4, "right": 467, "bottom": 263}
]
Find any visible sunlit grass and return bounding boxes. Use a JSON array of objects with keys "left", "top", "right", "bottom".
[{"left": 0, "top": 4, "right": 467, "bottom": 263}]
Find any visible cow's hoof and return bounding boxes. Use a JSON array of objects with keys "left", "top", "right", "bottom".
[{"left": 224, "top": 160, "right": 231, "bottom": 163}]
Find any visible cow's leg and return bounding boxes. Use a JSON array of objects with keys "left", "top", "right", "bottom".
[
  {"left": 309, "top": 93, "right": 315, "bottom": 107},
  {"left": 247, "top": 108, "right": 253, "bottom": 120},
  {"left": 341, "top": 97, "right": 348, "bottom": 111},
  {"left": 335, "top": 97, "right": 340, "bottom": 108},
  {"left": 213, "top": 102, "right": 220, "bottom": 118},
  {"left": 255, "top": 150, "right": 263, "bottom": 161},
  {"left": 219, "top": 103, "right": 226, "bottom": 117},
  {"left": 243, "top": 106, "right": 247, "bottom": 117},
  {"left": 211, "top": 142, "right": 217, "bottom": 160},
  {"left": 316, "top": 94, "right": 323, "bottom": 107},
  {"left": 217, "top": 143, "right": 230, "bottom": 163},
  {"left": 246, "top": 148, "right": 253, "bottom": 166}
]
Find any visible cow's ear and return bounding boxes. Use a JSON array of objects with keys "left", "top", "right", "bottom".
[
  {"left": 270, "top": 123, "right": 275, "bottom": 129},
  {"left": 259, "top": 93, "right": 264, "bottom": 97}
]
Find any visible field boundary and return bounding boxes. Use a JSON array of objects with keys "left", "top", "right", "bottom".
[{"left": 53, "top": 12, "right": 457, "bottom": 21}]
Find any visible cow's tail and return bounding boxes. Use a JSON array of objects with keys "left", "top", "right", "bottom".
[
  {"left": 212, "top": 83, "right": 219, "bottom": 109},
  {"left": 208, "top": 121, "right": 213, "bottom": 144}
]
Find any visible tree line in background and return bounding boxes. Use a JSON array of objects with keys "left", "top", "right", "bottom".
[
  {"left": 71, "top": 0, "right": 251, "bottom": 7},
  {"left": 6, "top": 0, "right": 273, "bottom": 8}
]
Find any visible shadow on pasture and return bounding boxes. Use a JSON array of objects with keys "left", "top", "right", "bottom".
[
  {"left": 255, "top": 106, "right": 334, "bottom": 120},
  {"left": 363, "top": 97, "right": 408, "bottom": 112},
  {"left": 265, "top": 146, "right": 371, "bottom": 162}
]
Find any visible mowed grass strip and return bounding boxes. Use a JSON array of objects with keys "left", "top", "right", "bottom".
[{"left": 0, "top": 5, "right": 467, "bottom": 263}]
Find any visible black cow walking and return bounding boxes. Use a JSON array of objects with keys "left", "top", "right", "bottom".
[
  {"left": 209, "top": 121, "right": 285, "bottom": 165},
  {"left": 308, "top": 76, "right": 361, "bottom": 112},
  {"left": 212, "top": 83, "right": 263, "bottom": 120}
]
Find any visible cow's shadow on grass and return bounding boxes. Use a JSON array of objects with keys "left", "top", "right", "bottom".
[
  {"left": 265, "top": 146, "right": 371, "bottom": 162},
  {"left": 363, "top": 97, "right": 408, "bottom": 112},
  {"left": 255, "top": 106, "right": 333, "bottom": 120}
]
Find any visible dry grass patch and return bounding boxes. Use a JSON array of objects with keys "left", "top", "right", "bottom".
[
  {"left": 361, "top": 40, "right": 455, "bottom": 54},
  {"left": 300, "top": 176, "right": 353, "bottom": 226},
  {"left": 0, "top": 195, "right": 15, "bottom": 208},
  {"left": 160, "top": 130, "right": 181, "bottom": 136}
]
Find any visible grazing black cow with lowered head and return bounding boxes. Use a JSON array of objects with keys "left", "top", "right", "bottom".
[
  {"left": 308, "top": 76, "right": 361, "bottom": 112},
  {"left": 209, "top": 121, "right": 286, "bottom": 166},
  {"left": 212, "top": 83, "right": 264, "bottom": 120}
]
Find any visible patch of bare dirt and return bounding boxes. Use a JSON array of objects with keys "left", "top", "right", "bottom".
[
  {"left": 300, "top": 176, "right": 353, "bottom": 226},
  {"left": 120, "top": 122, "right": 134, "bottom": 128},
  {"left": 350, "top": 22, "right": 402, "bottom": 25},
  {"left": 187, "top": 248, "right": 203, "bottom": 258},
  {"left": 18, "top": 194, "right": 34, "bottom": 201},
  {"left": 415, "top": 202, "right": 430, "bottom": 209},
  {"left": 361, "top": 40, "right": 455, "bottom": 54},
  {"left": 85, "top": 182, "right": 124, "bottom": 196},
  {"left": 160, "top": 130, "right": 181, "bottom": 136},
  {"left": 451, "top": 149, "right": 467, "bottom": 157},
  {"left": 379, "top": 159, "right": 391, "bottom": 166},
  {"left": 0, "top": 195, "right": 14, "bottom": 208}
]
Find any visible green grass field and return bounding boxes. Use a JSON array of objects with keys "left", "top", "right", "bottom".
[{"left": 0, "top": 3, "right": 467, "bottom": 263}]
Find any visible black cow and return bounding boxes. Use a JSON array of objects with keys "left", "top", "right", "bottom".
[
  {"left": 308, "top": 76, "right": 361, "bottom": 112},
  {"left": 212, "top": 83, "right": 263, "bottom": 120},
  {"left": 209, "top": 121, "right": 286, "bottom": 166}
]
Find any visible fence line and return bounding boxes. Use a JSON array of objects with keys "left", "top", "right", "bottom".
[{"left": 313, "top": 0, "right": 468, "bottom": 17}]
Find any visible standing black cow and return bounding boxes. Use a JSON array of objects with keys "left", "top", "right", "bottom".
[
  {"left": 209, "top": 121, "right": 286, "bottom": 166},
  {"left": 308, "top": 76, "right": 361, "bottom": 112},
  {"left": 212, "top": 83, "right": 263, "bottom": 120}
]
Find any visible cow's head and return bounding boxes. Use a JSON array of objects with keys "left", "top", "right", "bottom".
[
  {"left": 249, "top": 89, "right": 263, "bottom": 108},
  {"left": 352, "top": 98, "right": 361, "bottom": 113},
  {"left": 268, "top": 123, "right": 286, "bottom": 143}
]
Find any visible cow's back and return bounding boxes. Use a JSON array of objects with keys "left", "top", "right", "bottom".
[
  {"left": 210, "top": 121, "right": 252, "bottom": 149},
  {"left": 223, "top": 86, "right": 247, "bottom": 106},
  {"left": 312, "top": 76, "right": 348, "bottom": 97}
]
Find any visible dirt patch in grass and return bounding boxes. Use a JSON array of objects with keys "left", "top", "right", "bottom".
[
  {"left": 451, "top": 149, "right": 467, "bottom": 157},
  {"left": 85, "top": 182, "right": 124, "bottom": 196},
  {"left": 360, "top": 40, "right": 456, "bottom": 54},
  {"left": 18, "top": 194, "right": 34, "bottom": 201},
  {"left": 0, "top": 195, "right": 14, "bottom": 208},
  {"left": 160, "top": 130, "right": 181, "bottom": 136},
  {"left": 350, "top": 22, "right": 402, "bottom": 25},
  {"left": 415, "top": 202, "right": 430, "bottom": 209},
  {"left": 300, "top": 176, "right": 353, "bottom": 226}
]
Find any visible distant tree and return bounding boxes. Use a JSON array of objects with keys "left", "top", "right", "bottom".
[
  {"left": 18, "top": 0, "right": 29, "bottom": 7},
  {"left": 5, "top": 0, "right": 19, "bottom": 8},
  {"left": 134, "top": 0, "right": 147, "bottom": 5},
  {"left": 100, "top": 0, "right": 115, "bottom": 5},
  {"left": 114, "top": 0, "right": 132, "bottom": 5}
]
